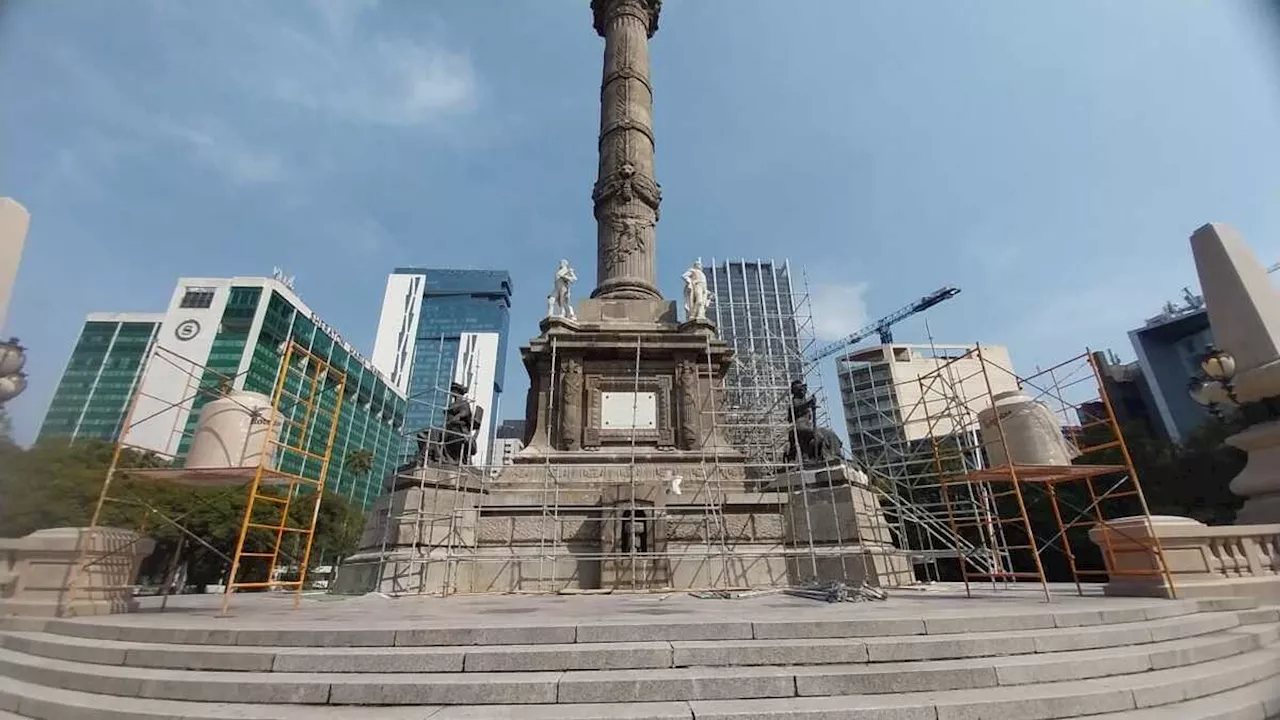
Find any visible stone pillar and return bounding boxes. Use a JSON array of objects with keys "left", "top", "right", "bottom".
[
  {"left": 591, "top": 0, "right": 662, "bottom": 301},
  {"left": 1191, "top": 223, "right": 1280, "bottom": 523}
]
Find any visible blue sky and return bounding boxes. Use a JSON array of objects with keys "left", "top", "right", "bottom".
[{"left": 3, "top": 0, "right": 1280, "bottom": 445}]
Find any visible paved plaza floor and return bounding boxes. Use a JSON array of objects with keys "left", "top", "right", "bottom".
[{"left": 108, "top": 582, "right": 1166, "bottom": 630}]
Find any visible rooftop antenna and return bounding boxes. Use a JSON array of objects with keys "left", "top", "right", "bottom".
[{"left": 271, "top": 266, "right": 296, "bottom": 291}]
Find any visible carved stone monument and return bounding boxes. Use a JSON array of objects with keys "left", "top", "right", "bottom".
[
  {"left": 336, "top": 0, "right": 911, "bottom": 596},
  {"left": 516, "top": 0, "right": 738, "bottom": 464}
]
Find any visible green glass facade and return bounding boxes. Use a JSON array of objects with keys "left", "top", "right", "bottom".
[
  {"left": 38, "top": 317, "right": 160, "bottom": 443},
  {"left": 40, "top": 282, "right": 407, "bottom": 512},
  {"left": 175, "top": 288, "right": 406, "bottom": 511}
]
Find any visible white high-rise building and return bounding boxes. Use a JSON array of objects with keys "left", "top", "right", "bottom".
[
  {"left": 0, "top": 198, "right": 31, "bottom": 333},
  {"left": 370, "top": 268, "right": 512, "bottom": 465},
  {"left": 837, "top": 344, "right": 1018, "bottom": 470}
]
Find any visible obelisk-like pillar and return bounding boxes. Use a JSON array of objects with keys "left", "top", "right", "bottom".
[{"left": 590, "top": 0, "right": 662, "bottom": 301}]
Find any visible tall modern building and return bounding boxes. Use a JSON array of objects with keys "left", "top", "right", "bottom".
[
  {"left": 1083, "top": 350, "right": 1166, "bottom": 443},
  {"left": 708, "top": 259, "right": 803, "bottom": 459},
  {"left": 39, "top": 276, "right": 407, "bottom": 511},
  {"left": 0, "top": 198, "right": 31, "bottom": 333},
  {"left": 709, "top": 258, "right": 802, "bottom": 378},
  {"left": 371, "top": 268, "right": 512, "bottom": 465},
  {"left": 1127, "top": 296, "right": 1215, "bottom": 444},
  {"left": 39, "top": 313, "right": 164, "bottom": 443}
]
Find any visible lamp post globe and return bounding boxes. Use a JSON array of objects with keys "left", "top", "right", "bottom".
[
  {"left": 0, "top": 338, "right": 25, "bottom": 377},
  {"left": 1200, "top": 344, "right": 1237, "bottom": 382},
  {"left": 0, "top": 372, "right": 26, "bottom": 404}
]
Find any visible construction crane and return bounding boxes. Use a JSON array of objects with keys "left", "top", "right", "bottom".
[{"left": 807, "top": 286, "right": 961, "bottom": 364}]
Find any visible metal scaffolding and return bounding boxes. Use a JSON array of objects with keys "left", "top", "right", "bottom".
[
  {"left": 342, "top": 295, "right": 899, "bottom": 596},
  {"left": 63, "top": 340, "right": 346, "bottom": 616},
  {"left": 837, "top": 343, "right": 1011, "bottom": 581},
  {"left": 919, "top": 347, "right": 1177, "bottom": 600}
]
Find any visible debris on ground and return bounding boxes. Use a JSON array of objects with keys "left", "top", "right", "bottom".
[
  {"left": 784, "top": 581, "right": 889, "bottom": 603},
  {"left": 690, "top": 584, "right": 886, "bottom": 603},
  {"left": 688, "top": 587, "right": 786, "bottom": 600}
]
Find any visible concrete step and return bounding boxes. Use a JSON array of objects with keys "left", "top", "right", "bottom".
[
  {"left": 685, "top": 646, "right": 1280, "bottom": 719},
  {"left": 0, "top": 622, "right": 1274, "bottom": 705},
  {"left": 0, "top": 645, "right": 1275, "bottom": 719},
  {"left": 1082, "top": 675, "right": 1280, "bottom": 719},
  {"left": 0, "top": 609, "right": 1260, "bottom": 674},
  {"left": 35, "top": 598, "right": 1224, "bottom": 647}
]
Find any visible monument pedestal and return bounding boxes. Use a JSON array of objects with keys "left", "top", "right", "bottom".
[
  {"left": 0, "top": 527, "right": 154, "bottom": 619},
  {"left": 331, "top": 466, "right": 485, "bottom": 596},
  {"left": 771, "top": 464, "right": 913, "bottom": 589},
  {"left": 517, "top": 302, "right": 739, "bottom": 459},
  {"left": 1227, "top": 418, "right": 1280, "bottom": 524}
]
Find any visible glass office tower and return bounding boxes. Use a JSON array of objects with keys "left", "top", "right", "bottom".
[{"left": 372, "top": 268, "right": 512, "bottom": 464}]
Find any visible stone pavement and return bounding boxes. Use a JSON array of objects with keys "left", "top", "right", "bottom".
[{"left": 119, "top": 582, "right": 1144, "bottom": 628}]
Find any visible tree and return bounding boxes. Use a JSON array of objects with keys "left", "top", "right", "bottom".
[
  {"left": 0, "top": 438, "right": 368, "bottom": 589},
  {"left": 343, "top": 448, "right": 375, "bottom": 478}
]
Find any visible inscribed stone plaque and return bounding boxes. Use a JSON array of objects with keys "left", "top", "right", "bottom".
[{"left": 600, "top": 391, "right": 658, "bottom": 429}]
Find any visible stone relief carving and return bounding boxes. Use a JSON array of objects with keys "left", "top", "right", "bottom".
[
  {"left": 601, "top": 215, "right": 651, "bottom": 274},
  {"left": 560, "top": 358, "right": 584, "bottom": 451},
  {"left": 676, "top": 359, "right": 701, "bottom": 450},
  {"left": 593, "top": 162, "right": 661, "bottom": 212}
]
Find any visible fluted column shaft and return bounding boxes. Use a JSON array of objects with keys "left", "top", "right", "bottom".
[{"left": 591, "top": 0, "right": 662, "bottom": 300}]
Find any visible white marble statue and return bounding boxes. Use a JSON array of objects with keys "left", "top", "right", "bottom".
[
  {"left": 682, "top": 258, "right": 711, "bottom": 322},
  {"left": 548, "top": 259, "right": 578, "bottom": 320}
]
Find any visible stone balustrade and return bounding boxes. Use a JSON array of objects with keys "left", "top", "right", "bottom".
[{"left": 1089, "top": 515, "right": 1280, "bottom": 601}]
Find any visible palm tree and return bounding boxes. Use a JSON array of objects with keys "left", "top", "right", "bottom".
[{"left": 343, "top": 448, "right": 375, "bottom": 479}]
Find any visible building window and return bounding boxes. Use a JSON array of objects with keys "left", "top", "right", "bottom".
[{"left": 180, "top": 288, "right": 216, "bottom": 309}]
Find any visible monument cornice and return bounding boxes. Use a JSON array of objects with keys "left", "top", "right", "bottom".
[{"left": 591, "top": 0, "right": 661, "bottom": 38}]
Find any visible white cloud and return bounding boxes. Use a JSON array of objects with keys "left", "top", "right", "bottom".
[
  {"left": 810, "top": 282, "right": 870, "bottom": 340},
  {"left": 45, "top": 46, "right": 287, "bottom": 187},
  {"left": 164, "top": 122, "right": 285, "bottom": 185},
  {"left": 39, "top": 0, "right": 476, "bottom": 195},
  {"left": 234, "top": 1, "right": 478, "bottom": 127},
  {"left": 308, "top": 0, "right": 379, "bottom": 40}
]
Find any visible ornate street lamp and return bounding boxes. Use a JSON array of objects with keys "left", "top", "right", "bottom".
[
  {"left": 0, "top": 338, "right": 27, "bottom": 405},
  {"left": 1188, "top": 344, "right": 1239, "bottom": 418}
]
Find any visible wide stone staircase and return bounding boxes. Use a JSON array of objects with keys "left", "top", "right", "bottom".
[{"left": 0, "top": 595, "right": 1277, "bottom": 719}]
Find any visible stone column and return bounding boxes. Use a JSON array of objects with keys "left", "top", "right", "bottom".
[
  {"left": 1191, "top": 223, "right": 1280, "bottom": 524},
  {"left": 591, "top": 0, "right": 662, "bottom": 301}
]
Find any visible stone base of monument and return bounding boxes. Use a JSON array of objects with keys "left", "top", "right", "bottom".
[
  {"left": 0, "top": 527, "right": 154, "bottom": 618},
  {"left": 335, "top": 460, "right": 913, "bottom": 594},
  {"left": 1088, "top": 515, "right": 1280, "bottom": 602},
  {"left": 771, "top": 463, "right": 914, "bottom": 589}
]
